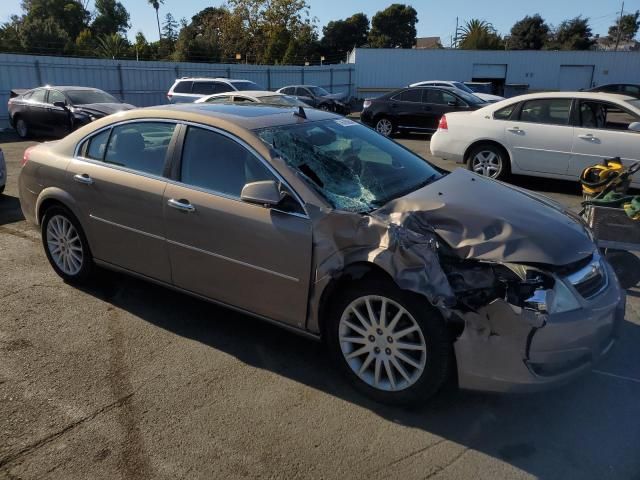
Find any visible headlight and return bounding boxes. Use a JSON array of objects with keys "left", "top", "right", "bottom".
[
  {"left": 500, "top": 264, "right": 581, "bottom": 314},
  {"left": 523, "top": 277, "right": 580, "bottom": 314}
]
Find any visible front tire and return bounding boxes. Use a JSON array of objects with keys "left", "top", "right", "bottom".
[
  {"left": 41, "top": 206, "right": 94, "bottom": 283},
  {"left": 375, "top": 117, "right": 394, "bottom": 137},
  {"left": 466, "top": 143, "right": 509, "bottom": 180},
  {"left": 327, "top": 280, "right": 452, "bottom": 406}
]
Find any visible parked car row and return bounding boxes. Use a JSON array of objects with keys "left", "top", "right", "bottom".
[{"left": 7, "top": 78, "right": 351, "bottom": 140}]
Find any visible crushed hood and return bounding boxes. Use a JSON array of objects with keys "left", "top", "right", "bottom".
[
  {"left": 377, "top": 169, "right": 595, "bottom": 266},
  {"left": 72, "top": 103, "right": 135, "bottom": 116}
]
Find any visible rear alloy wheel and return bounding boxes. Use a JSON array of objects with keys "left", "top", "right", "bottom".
[
  {"left": 42, "top": 206, "right": 94, "bottom": 283},
  {"left": 467, "top": 144, "right": 509, "bottom": 180},
  {"left": 15, "top": 118, "right": 29, "bottom": 139},
  {"left": 328, "top": 282, "right": 451, "bottom": 405},
  {"left": 375, "top": 117, "right": 393, "bottom": 137}
]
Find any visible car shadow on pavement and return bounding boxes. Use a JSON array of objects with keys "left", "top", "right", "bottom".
[
  {"left": 76, "top": 271, "right": 640, "bottom": 480},
  {"left": 0, "top": 194, "right": 25, "bottom": 225}
]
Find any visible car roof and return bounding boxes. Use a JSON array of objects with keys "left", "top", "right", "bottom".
[
  {"left": 34, "top": 86, "right": 105, "bottom": 91},
  {"left": 136, "top": 103, "right": 336, "bottom": 129},
  {"left": 499, "top": 91, "right": 636, "bottom": 102},
  {"left": 174, "top": 78, "right": 253, "bottom": 83},
  {"left": 206, "top": 90, "right": 285, "bottom": 98}
]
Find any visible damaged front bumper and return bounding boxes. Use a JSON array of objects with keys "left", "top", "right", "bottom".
[{"left": 454, "top": 261, "right": 625, "bottom": 393}]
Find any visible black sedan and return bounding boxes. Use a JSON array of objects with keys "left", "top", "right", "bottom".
[
  {"left": 587, "top": 83, "right": 640, "bottom": 99},
  {"left": 360, "top": 86, "right": 486, "bottom": 136},
  {"left": 8, "top": 86, "right": 134, "bottom": 138},
  {"left": 276, "top": 85, "right": 350, "bottom": 114}
]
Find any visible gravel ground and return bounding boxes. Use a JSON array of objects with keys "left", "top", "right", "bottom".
[{"left": 1, "top": 131, "right": 639, "bottom": 480}]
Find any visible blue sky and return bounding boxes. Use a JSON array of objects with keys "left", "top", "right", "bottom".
[{"left": 1, "top": 0, "right": 638, "bottom": 44}]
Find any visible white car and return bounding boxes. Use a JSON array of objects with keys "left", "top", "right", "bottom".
[
  {"left": 0, "top": 148, "right": 6, "bottom": 194},
  {"left": 410, "top": 80, "right": 504, "bottom": 103},
  {"left": 430, "top": 91, "right": 640, "bottom": 187},
  {"left": 194, "top": 90, "right": 306, "bottom": 107}
]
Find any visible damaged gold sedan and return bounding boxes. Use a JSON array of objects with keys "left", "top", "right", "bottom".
[{"left": 19, "top": 104, "right": 626, "bottom": 405}]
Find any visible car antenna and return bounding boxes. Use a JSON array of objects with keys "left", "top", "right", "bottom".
[{"left": 294, "top": 106, "right": 307, "bottom": 119}]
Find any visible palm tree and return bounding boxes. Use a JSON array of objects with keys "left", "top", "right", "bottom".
[
  {"left": 148, "top": 0, "right": 164, "bottom": 40},
  {"left": 456, "top": 19, "right": 502, "bottom": 49},
  {"left": 96, "top": 33, "right": 127, "bottom": 59}
]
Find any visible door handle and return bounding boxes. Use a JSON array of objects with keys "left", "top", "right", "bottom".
[
  {"left": 167, "top": 198, "right": 196, "bottom": 213},
  {"left": 507, "top": 127, "right": 523, "bottom": 133},
  {"left": 578, "top": 134, "right": 598, "bottom": 141},
  {"left": 73, "top": 173, "right": 94, "bottom": 185}
]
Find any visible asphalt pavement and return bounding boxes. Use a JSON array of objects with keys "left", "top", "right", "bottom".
[{"left": 1, "top": 131, "right": 639, "bottom": 480}]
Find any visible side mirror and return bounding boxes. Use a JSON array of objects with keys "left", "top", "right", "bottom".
[
  {"left": 628, "top": 122, "right": 640, "bottom": 132},
  {"left": 240, "top": 180, "right": 283, "bottom": 207},
  {"left": 53, "top": 101, "right": 67, "bottom": 109}
]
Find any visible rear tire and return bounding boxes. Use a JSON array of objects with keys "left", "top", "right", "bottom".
[
  {"left": 15, "top": 117, "right": 29, "bottom": 139},
  {"left": 41, "top": 205, "right": 94, "bottom": 284},
  {"left": 327, "top": 278, "right": 452, "bottom": 406},
  {"left": 375, "top": 117, "right": 394, "bottom": 137},
  {"left": 466, "top": 143, "right": 510, "bottom": 180}
]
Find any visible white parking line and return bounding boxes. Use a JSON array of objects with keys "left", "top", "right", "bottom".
[{"left": 593, "top": 370, "right": 640, "bottom": 384}]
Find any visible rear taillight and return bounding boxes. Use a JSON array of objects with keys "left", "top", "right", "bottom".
[
  {"left": 22, "top": 146, "right": 34, "bottom": 167},
  {"left": 363, "top": 99, "right": 371, "bottom": 109},
  {"left": 167, "top": 93, "right": 173, "bottom": 101},
  {"left": 438, "top": 115, "right": 448, "bottom": 131}
]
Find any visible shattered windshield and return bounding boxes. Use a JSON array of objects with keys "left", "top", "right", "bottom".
[{"left": 256, "top": 119, "right": 441, "bottom": 212}]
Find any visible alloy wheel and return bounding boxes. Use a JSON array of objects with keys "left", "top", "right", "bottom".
[
  {"left": 375, "top": 118, "right": 393, "bottom": 136},
  {"left": 338, "top": 295, "right": 427, "bottom": 392},
  {"left": 471, "top": 150, "right": 502, "bottom": 178},
  {"left": 46, "top": 214, "right": 84, "bottom": 276}
]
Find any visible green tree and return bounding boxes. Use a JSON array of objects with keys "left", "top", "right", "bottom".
[
  {"left": 368, "top": 4, "right": 418, "bottom": 48},
  {"left": 162, "top": 13, "right": 179, "bottom": 42},
  {"left": 21, "top": 16, "right": 71, "bottom": 54},
  {"left": 172, "top": 7, "right": 228, "bottom": 62},
  {"left": 132, "top": 31, "right": 157, "bottom": 60},
  {"left": 321, "top": 13, "right": 369, "bottom": 59},
  {"left": 95, "top": 32, "right": 127, "bottom": 58},
  {"left": 547, "top": 16, "right": 594, "bottom": 50},
  {"left": 147, "top": 0, "right": 164, "bottom": 40},
  {"left": 91, "top": 0, "right": 130, "bottom": 37},
  {"left": 508, "top": 14, "right": 549, "bottom": 50},
  {"left": 0, "top": 15, "right": 24, "bottom": 53},
  {"left": 457, "top": 19, "right": 503, "bottom": 49},
  {"left": 21, "top": 0, "right": 89, "bottom": 42},
  {"left": 608, "top": 10, "right": 640, "bottom": 44},
  {"left": 74, "top": 28, "right": 95, "bottom": 55}
]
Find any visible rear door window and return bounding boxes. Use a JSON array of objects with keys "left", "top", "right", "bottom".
[
  {"left": 180, "top": 127, "right": 274, "bottom": 197},
  {"left": 397, "top": 89, "right": 422, "bottom": 103},
  {"left": 295, "top": 87, "right": 310, "bottom": 97},
  {"left": 192, "top": 82, "right": 232, "bottom": 95},
  {"left": 173, "top": 81, "right": 193, "bottom": 93},
  {"left": 494, "top": 104, "right": 517, "bottom": 120},
  {"left": 622, "top": 85, "right": 640, "bottom": 96},
  {"left": 103, "top": 122, "right": 176, "bottom": 176},
  {"left": 30, "top": 89, "right": 47, "bottom": 103},
  {"left": 85, "top": 129, "right": 111, "bottom": 160},
  {"left": 519, "top": 98, "right": 572, "bottom": 125}
]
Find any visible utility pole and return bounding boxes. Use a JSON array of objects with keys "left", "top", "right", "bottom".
[{"left": 615, "top": 1, "right": 625, "bottom": 51}]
